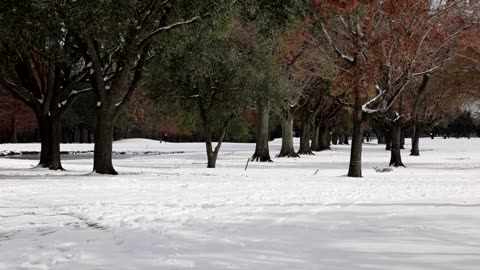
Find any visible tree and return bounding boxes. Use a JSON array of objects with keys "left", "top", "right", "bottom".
[
  {"left": 59, "top": 0, "right": 205, "bottom": 174},
  {"left": 310, "top": 0, "right": 475, "bottom": 174},
  {"left": 146, "top": 14, "right": 262, "bottom": 168},
  {"left": 0, "top": 1, "right": 91, "bottom": 170},
  {"left": 239, "top": 0, "right": 308, "bottom": 162}
]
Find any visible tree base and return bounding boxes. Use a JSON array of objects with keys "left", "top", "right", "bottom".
[
  {"left": 347, "top": 164, "right": 362, "bottom": 178},
  {"left": 93, "top": 168, "right": 119, "bottom": 175},
  {"left": 297, "top": 151, "right": 315, "bottom": 156},
  {"left": 389, "top": 162, "right": 406, "bottom": 168},
  {"left": 49, "top": 166, "right": 65, "bottom": 171},
  {"left": 276, "top": 151, "right": 300, "bottom": 158},
  {"left": 312, "top": 146, "right": 331, "bottom": 152},
  {"left": 251, "top": 155, "right": 273, "bottom": 162}
]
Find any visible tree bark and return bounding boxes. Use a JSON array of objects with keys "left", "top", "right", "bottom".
[
  {"left": 410, "top": 121, "right": 423, "bottom": 156},
  {"left": 311, "top": 122, "right": 321, "bottom": 151},
  {"left": 93, "top": 107, "right": 117, "bottom": 175},
  {"left": 79, "top": 126, "right": 87, "bottom": 144},
  {"left": 410, "top": 74, "right": 430, "bottom": 156},
  {"left": 348, "top": 89, "right": 363, "bottom": 177},
  {"left": 204, "top": 121, "right": 227, "bottom": 168},
  {"left": 37, "top": 115, "right": 51, "bottom": 168},
  {"left": 297, "top": 109, "right": 313, "bottom": 155},
  {"left": 344, "top": 134, "right": 349, "bottom": 145},
  {"left": 49, "top": 115, "right": 63, "bottom": 170},
  {"left": 205, "top": 122, "right": 217, "bottom": 168},
  {"left": 251, "top": 98, "right": 272, "bottom": 162},
  {"left": 317, "top": 124, "right": 331, "bottom": 151},
  {"left": 277, "top": 109, "right": 299, "bottom": 158},
  {"left": 400, "top": 130, "right": 405, "bottom": 149},
  {"left": 385, "top": 131, "right": 392, "bottom": 150},
  {"left": 389, "top": 121, "right": 405, "bottom": 167}
]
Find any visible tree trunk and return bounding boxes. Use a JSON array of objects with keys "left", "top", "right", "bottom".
[
  {"left": 389, "top": 121, "right": 405, "bottom": 167},
  {"left": 93, "top": 108, "right": 117, "bottom": 175},
  {"left": 9, "top": 113, "right": 17, "bottom": 143},
  {"left": 37, "top": 115, "right": 51, "bottom": 168},
  {"left": 344, "top": 134, "right": 349, "bottom": 145},
  {"left": 400, "top": 130, "right": 405, "bottom": 149},
  {"left": 348, "top": 89, "right": 363, "bottom": 177},
  {"left": 277, "top": 109, "right": 299, "bottom": 158},
  {"left": 79, "top": 126, "right": 87, "bottom": 144},
  {"left": 251, "top": 98, "right": 272, "bottom": 162},
  {"left": 49, "top": 115, "right": 63, "bottom": 170},
  {"left": 204, "top": 121, "right": 227, "bottom": 168},
  {"left": 206, "top": 150, "right": 218, "bottom": 168},
  {"left": 297, "top": 109, "right": 313, "bottom": 155},
  {"left": 377, "top": 133, "right": 386, "bottom": 144},
  {"left": 311, "top": 122, "right": 321, "bottom": 151},
  {"left": 318, "top": 125, "right": 330, "bottom": 151},
  {"left": 410, "top": 121, "right": 422, "bottom": 156},
  {"left": 332, "top": 133, "right": 338, "bottom": 145},
  {"left": 385, "top": 131, "right": 392, "bottom": 150}
]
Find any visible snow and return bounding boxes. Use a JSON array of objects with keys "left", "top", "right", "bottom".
[{"left": 1, "top": 138, "right": 480, "bottom": 269}]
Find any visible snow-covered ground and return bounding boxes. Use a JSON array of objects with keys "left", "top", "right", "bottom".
[{"left": 1, "top": 138, "right": 480, "bottom": 270}]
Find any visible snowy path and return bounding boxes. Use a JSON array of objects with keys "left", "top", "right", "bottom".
[{"left": 0, "top": 138, "right": 480, "bottom": 269}]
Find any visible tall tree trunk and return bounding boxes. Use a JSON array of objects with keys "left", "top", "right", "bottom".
[
  {"left": 410, "top": 74, "right": 430, "bottom": 156},
  {"left": 9, "top": 113, "right": 17, "bottom": 143},
  {"left": 278, "top": 109, "right": 299, "bottom": 158},
  {"left": 389, "top": 121, "right": 405, "bottom": 167},
  {"left": 311, "top": 122, "right": 321, "bottom": 151},
  {"left": 348, "top": 89, "right": 363, "bottom": 177},
  {"left": 251, "top": 98, "right": 272, "bottom": 162},
  {"left": 344, "top": 134, "right": 349, "bottom": 145},
  {"left": 37, "top": 115, "right": 51, "bottom": 168},
  {"left": 400, "top": 130, "right": 405, "bottom": 149},
  {"left": 93, "top": 108, "right": 117, "bottom": 175},
  {"left": 318, "top": 125, "right": 330, "bottom": 151},
  {"left": 410, "top": 121, "right": 423, "bottom": 156},
  {"left": 332, "top": 133, "right": 338, "bottom": 145},
  {"left": 297, "top": 109, "right": 313, "bottom": 155},
  {"left": 79, "top": 126, "right": 87, "bottom": 144},
  {"left": 49, "top": 115, "right": 63, "bottom": 170}
]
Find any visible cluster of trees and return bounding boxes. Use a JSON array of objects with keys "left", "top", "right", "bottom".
[{"left": 1, "top": 0, "right": 479, "bottom": 176}]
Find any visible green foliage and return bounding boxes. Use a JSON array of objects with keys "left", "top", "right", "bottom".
[
  {"left": 146, "top": 12, "right": 268, "bottom": 136},
  {"left": 448, "top": 111, "right": 476, "bottom": 138},
  {"left": 225, "top": 117, "right": 254, "bottom": 142}
]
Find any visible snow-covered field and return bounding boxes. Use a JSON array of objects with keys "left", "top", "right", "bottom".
[{"left": 1, "top": 138, "right": 480, "bottom": 270}]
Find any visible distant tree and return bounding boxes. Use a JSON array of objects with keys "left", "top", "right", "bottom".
[{"left": 0, "top": 87, "right": 35, "bottom": 143}]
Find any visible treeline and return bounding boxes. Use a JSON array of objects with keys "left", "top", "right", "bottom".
[{"left": 1, "top": 1, "right": 479, "bottom": 176}]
